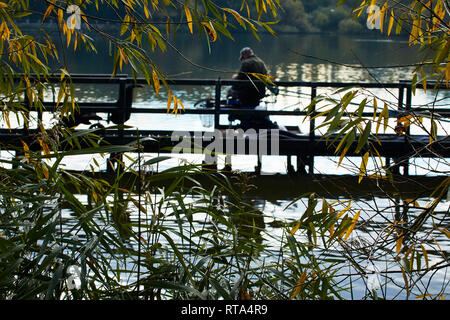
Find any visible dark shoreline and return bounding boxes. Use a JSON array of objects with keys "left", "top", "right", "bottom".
[{"left": 15, "top": 20, "right": 410, "bottom": 39}]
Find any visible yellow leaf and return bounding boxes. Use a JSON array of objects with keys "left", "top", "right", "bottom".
[
  {"left": 172, "top": 97, "right": 178, "bottom": 115},
  {"left": 42, "top": 5, "right": 54, "bottom": 23},
  {"left": 397, "top": 115, "right": 412, "bottom": 127},
  {"left": 238, "top": 287, "right": 251, "bottom": 300},
  {"left": 400, "top": 267, "right": 409, "bottom": 297},
  {"left": 130, "top": 198, "right": 148, "bottom": 214},
  {"left": 166, "top": 89, "right": 172, "bottom": 113},
  {"left": 21, "top": 140, "right": 30, "bottom": 163},
  {"left": 56, "top": 84, "right": 65, "bottom": 108},
  {"left": 120, "top": 15, "right": 129, "bottom": 36},
  {"left": 290, "top": 221, "right": 301, "bottom": 235},
  {"left": 118, "top": 48, "right": 124, "bottom": 71},
  {"left": 409, "top": 18, "right": 419, "bottom": 46},
  {"left": 344, "top": 211, "right": 360, "bottom": 241},
  {"left": 438, "top": 228, "right": 450, "bottom": 239},
  {"left": 379, "top": 2, "right": 387, "bottom": 33},
  {"left": 222, "top": 8, "right": 245, "bottom": 27},
  {"left": 66, "top": 28, "right": 72, "bottom": 48},
  {"left": 74, "top": 33, "right": 78, "bottom": 51},
  {"left": 38, "top": 138, "right": 51, "bottom": 155},
  {"left": 261, "top": 0, "right": 267, "bottom": 13},
  {"left": 446, "top": 62, "right": 450, "bottom": 87},
  {"left": 337, "top": 144, "right": 350, "bottom": 167},
  {"left": 178, "top": 98, "right": 185, "bottom": 111},
  {"left": 80, "top": 9, "right": 89, "bottom": 29},
  {"left": 152, "top": 69, "right": 160, "bottom": 95},
  {"left": 60, "top": 68, "right": 68, "bottom": 81},
  {"left": 140, "top": 236, "right": 148, "bottom": 246},
  {"left": 185, "top": 6, "right": 193, "bottom": 34},
  {"left": 376, "top": 112, "right": 382, "bottom": 135},
  {"left": 91, "top": 190, "right": 98, "bottom": 202},
  {"left": 404, "top": 244, "right": 414, "bottom": 259},
  {"left": 372, "top": 98, "right": 378, "bottom": 121},
  {"left": 336, "top": 201, "right": 352, "bottom": 219},
  {"left": 166, "top": 17, "right": 171, "bottom": 36},
  {"left": 329, "top": 224, "right": 335, "bottom": 237},
  {"left": 144, "top": 6, "right": 150, "bottom": 19},
  {"left": 416, "top": 293, "right": 433, "bottom": 299},
  {"left": 150, "top": 0, "right": 159, "bottom": 10},
  {"left": 421, "top": 1, "right": 432, "bottom": 13},
  {"left": 0, "top": 2, "right": 8, "bottom": 8},
  {"left": 201, "top": 21, "right": 217, "bottom": 42},
  {"left": 382, "top": 104, "right": 389, "bottom": 132},
  {"left": 419, "top": 244, "right": 429, "bottom": 268},
  {"left": 387, "top": 10, "right": 394, "bottom": 36},
  {"left": 358, "top": 151, "right": 369, "bottom": 184},
  {"left": 58, "top": 8, "right": 64, "bottom": 26},
  {"left": 396, "top": 234, "right": 403, "bottom": 254},
  {"left": 41, "top": 164, "right": 49, "bottom": 179},
  {"left": 290, "top": 270, "right": 307, "bottom": 299}
]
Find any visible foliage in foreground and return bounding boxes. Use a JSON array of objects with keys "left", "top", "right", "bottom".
[
  {"left": 1, "top": 142, "right": 448, "bottom": 299},
  {"left": 0, "top": 0, "right": 448, "bottom": 300},
  {"left": 0, "top": 141, "right": 343, "bottom": 299}
]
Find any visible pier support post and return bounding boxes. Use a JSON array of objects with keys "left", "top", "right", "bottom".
[
  {"left": 255, "top": 155, "right": 262, "bottom": 175},
  {"left": 296, "top": 155, "right": 308, "bottom": 175},
  {"left": 214, "top": 78, "right": 221, "bottom": 130},
  {"left": 287, "top": 156, "right": 295, "bottom": 174},
  {"left": 308, "top": 86, "right": 317, "bottom": 175}
]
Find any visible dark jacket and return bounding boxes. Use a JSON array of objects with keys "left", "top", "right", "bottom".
[{"left": 230, "top": 55, "right": 268, "bottom": 107}]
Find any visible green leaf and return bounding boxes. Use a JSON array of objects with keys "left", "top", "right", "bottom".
[
  {"left": 120, "top": 15, "right": 130, "bottom": 36},
  {"left": 337, "top": 128, "right": 356, "bottom": 166},
  {"left": 435, "top": 39, "right": 450, "bottom": 64},
  {"left": 358, "top": 151, "right": 369, "bottom": 183},
  {"left": 45, "top": 263, "right": 64, "bottom": 300},
  {"left": 340, "top": 90, "right": 358, "bottom": 112},
  {"left": 143, "top": 156, "right": 172, "bottom": 166},
  {"left": 355, "top": 121, "right": 371, "bottom": 154},
  {"left": 357, "top": 98, "right": 367, "bottom": 117}
]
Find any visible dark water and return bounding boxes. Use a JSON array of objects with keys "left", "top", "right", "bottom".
[{"left": 62, "top": 32, "right": 419, "bottom": 82}]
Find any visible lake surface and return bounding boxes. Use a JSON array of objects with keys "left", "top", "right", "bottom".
[{"left": 63, "top": 32, "right": 420, "bottom": 81}]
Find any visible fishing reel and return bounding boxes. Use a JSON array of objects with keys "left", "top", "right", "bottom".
[{"left": 193, "top": 96, "right": 216, "bottom": 109}]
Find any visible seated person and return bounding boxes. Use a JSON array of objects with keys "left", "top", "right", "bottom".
[{"left": 227, "top": 47, "right": 277, "bottom": 130}]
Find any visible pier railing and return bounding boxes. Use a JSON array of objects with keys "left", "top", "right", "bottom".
[
  {"left": 3, "top": 74, "right": 450, "bottom": 175},
  {"left": 16, "top": 73, "right": 450, "bottom": 126}
]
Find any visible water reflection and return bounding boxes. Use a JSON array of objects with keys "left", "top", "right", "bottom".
[{"left": 57, "top": 31, "right": 420, "bottom": 82}]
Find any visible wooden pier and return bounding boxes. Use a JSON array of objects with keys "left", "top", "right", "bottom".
[{"left": 1, "top": 74, "right": 449, "bottom": 176}]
